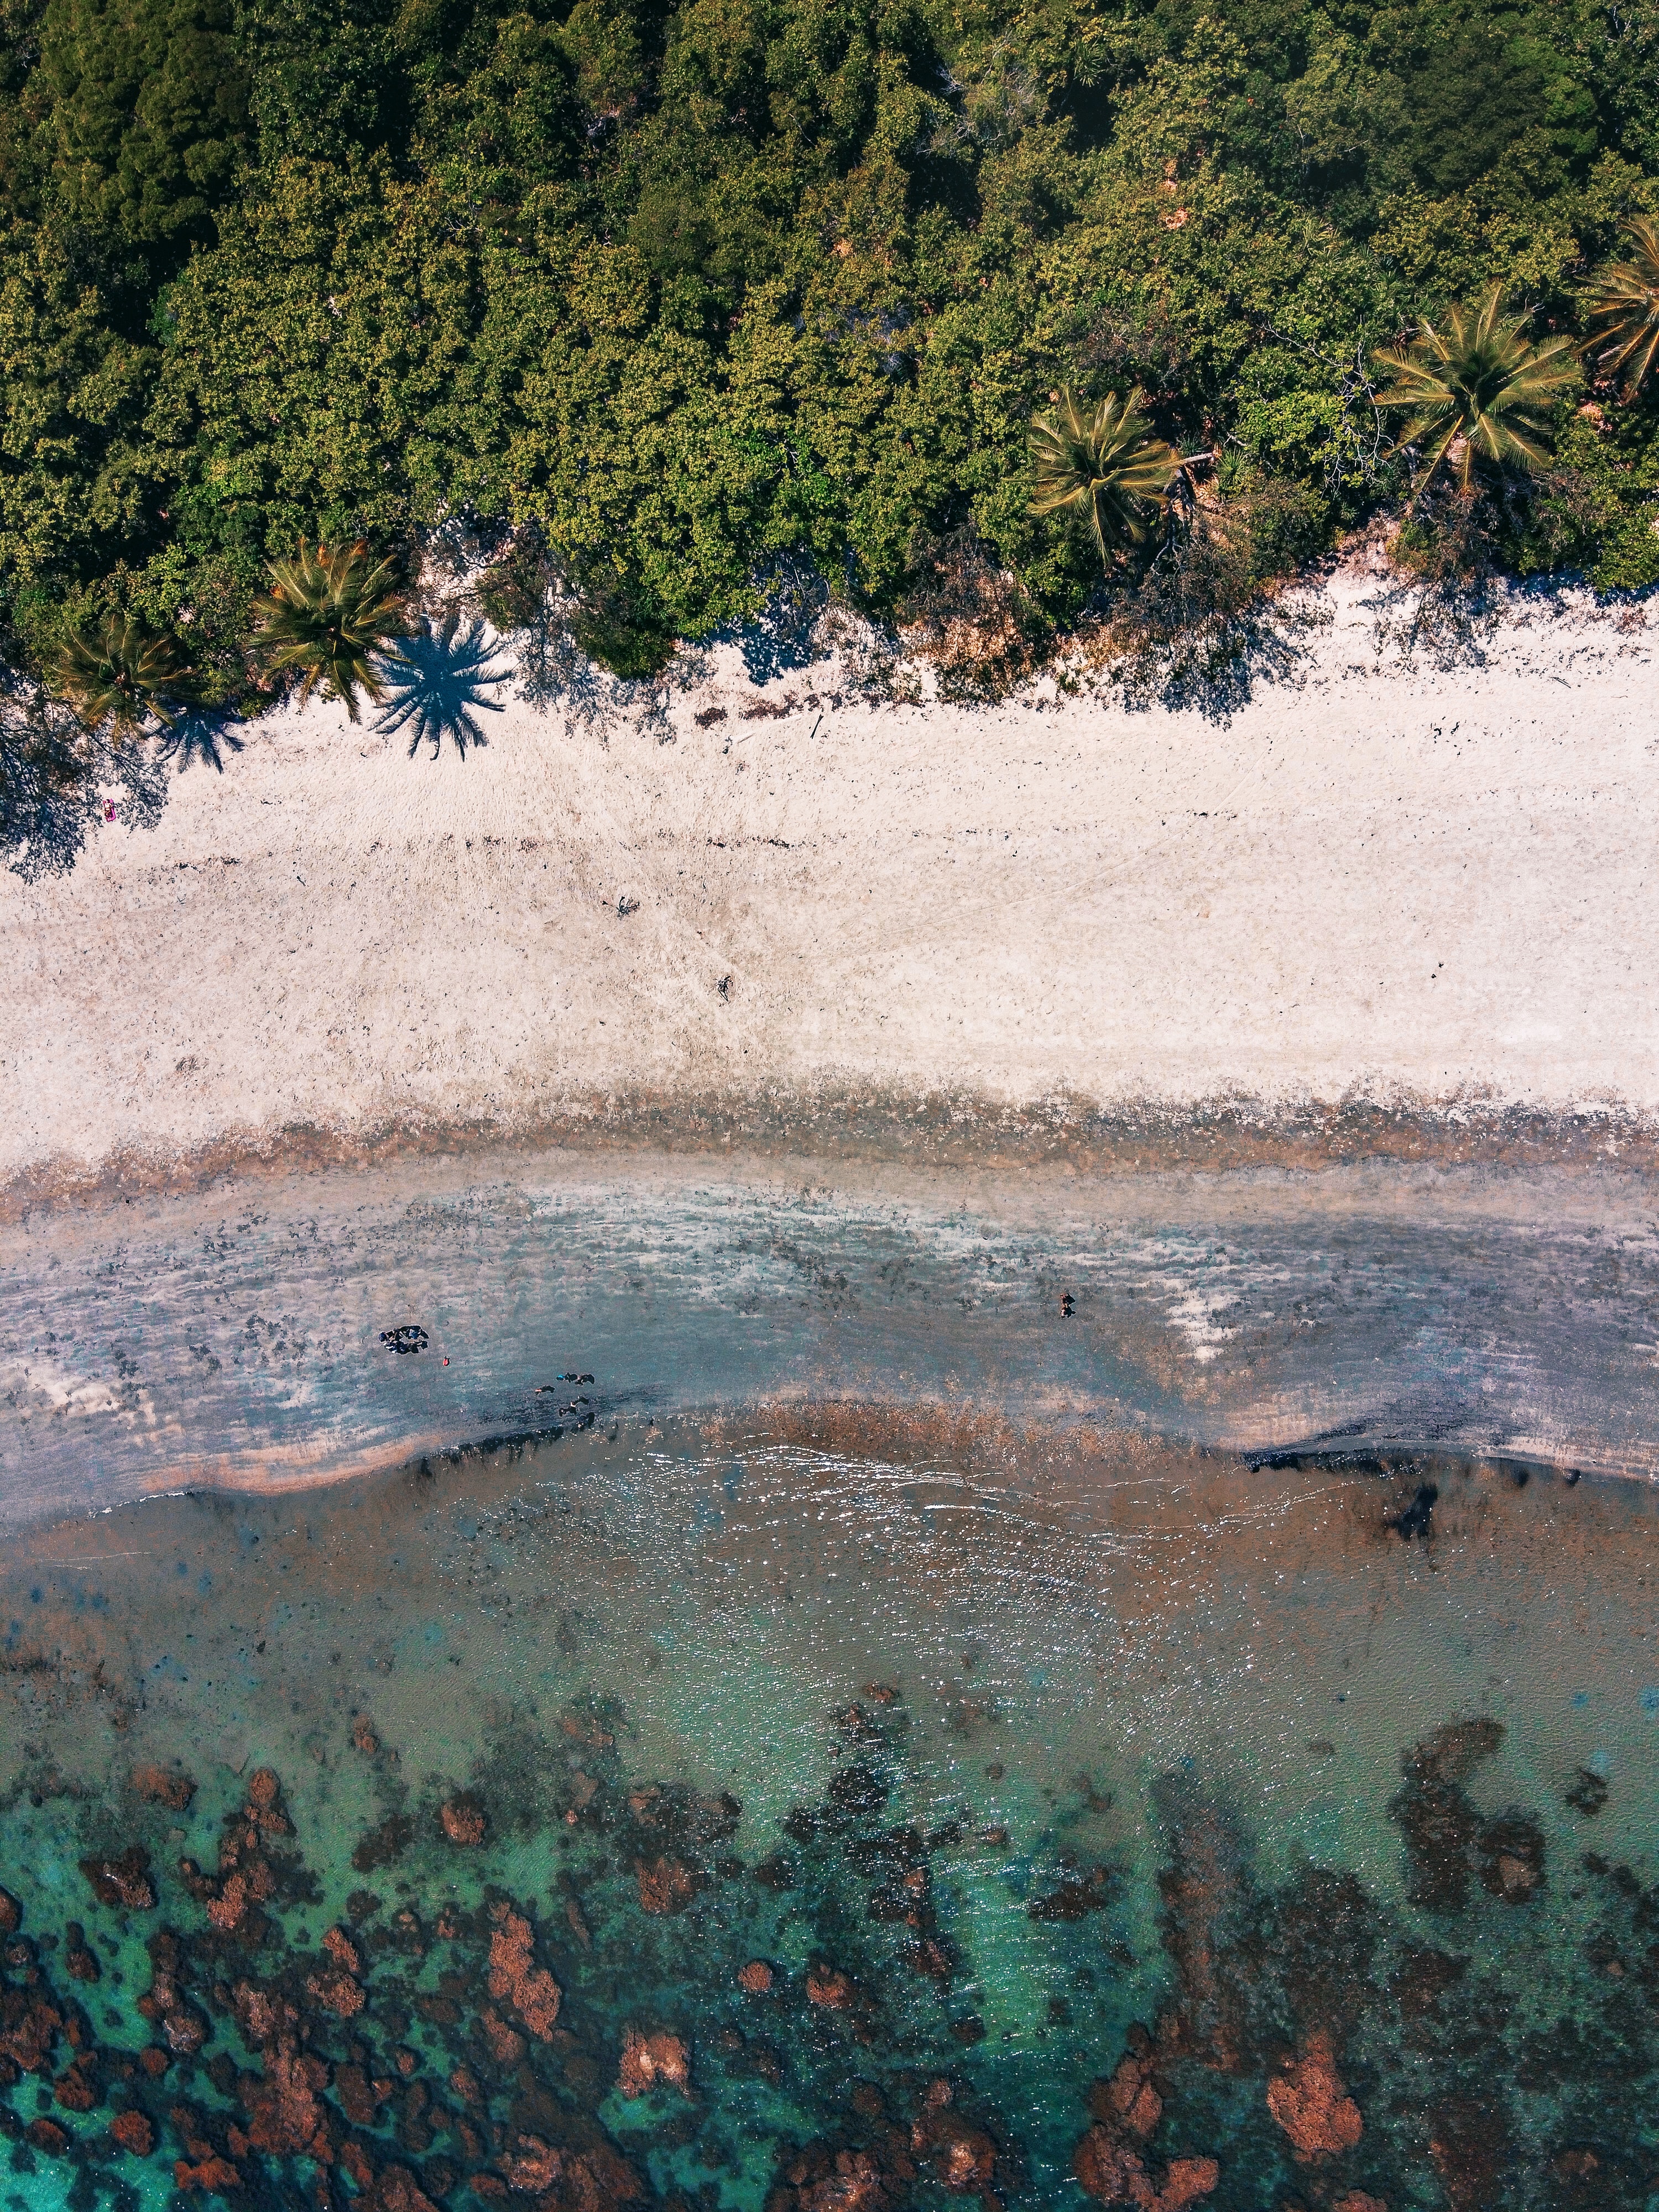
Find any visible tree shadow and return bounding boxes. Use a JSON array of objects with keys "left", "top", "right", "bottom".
[
  {"left": 155, "top": 708, "right": 247, "bottom": 774},
  {"left": 719, "top": 556, "right": 829, "bottom": 685},
  {"left": 375, "top": 611, "right": 510, "bottom": 758},
  {"left": 1, "top": 681, "right": 169, "bottom": 882}
]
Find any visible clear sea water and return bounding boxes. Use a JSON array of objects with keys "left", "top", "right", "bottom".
[{"left": 2, "top": 1412, "right": 1656, "bottom": 2211}]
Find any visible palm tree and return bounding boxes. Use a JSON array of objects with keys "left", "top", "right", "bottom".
[
  {"left": 253, "top": 540, "right": 410, "bottom": 721},
  {"left": 50, "top": 614, "right": 200, "bottom": 735},
  {"left": 1373, "top": 289, "right": 1578, "bottom": 491},
  {"left": 1030, "top": 387, "right": 1182, "bottom": 567},
  {"left": 1585, "top": 216, "right": 1659, "bottom": 400}
]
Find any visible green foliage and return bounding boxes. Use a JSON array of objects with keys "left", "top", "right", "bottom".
[
  {"left": 0, "top": 0, "right": 1655, "bottom": 693},
  {"left": 1587, "top": 216, "right": 1659, "bottom": 399},
  {"left": 252, "top": 536, "right": 409, "bottom": 718},
  {"left": 38, "top": 0, "right": 248, "bottom": 252},
  {"left": 50, "top": 608, "right": 199, "bottom": 729},
  {"left": 1030, "top": 385, "right": 1180, "bottom": 566},
  {"left": 1373, "top": 288, "right": 1579, "bottom": 488}
]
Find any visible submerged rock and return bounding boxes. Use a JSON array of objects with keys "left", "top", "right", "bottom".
[
  {"left": 80, "top": 1845, "right": 155, "bottom": 1911},
  {"left": 131, "top": 1764, "right": 196, "bottom": 1810},
  {"left": 1266, "top": 2032, "right": 1363, "bottom": 2159},
  {"left": 487, "top": 1903, "right": 561, "bottom": 2039},
  {"left": 617, "top": 2028, "right": 690, "bottom": 2098}
]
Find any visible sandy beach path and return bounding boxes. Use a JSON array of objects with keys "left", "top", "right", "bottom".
[{"left": 3, "top": 580, "right": 1656, "bottom": 1193}]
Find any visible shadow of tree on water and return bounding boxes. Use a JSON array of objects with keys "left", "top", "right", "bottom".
[{"left": 375, "top": 611, "right": 510, "bottom": 758}]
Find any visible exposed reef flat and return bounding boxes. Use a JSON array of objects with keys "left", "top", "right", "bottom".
[{"left": 3, "top": 1145, "right": 1657, "bottom": 1532}]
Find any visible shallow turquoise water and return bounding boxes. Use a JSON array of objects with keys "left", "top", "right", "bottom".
[{"left": 2, "top": 1421, "right": 1657, "bottom": 2210}]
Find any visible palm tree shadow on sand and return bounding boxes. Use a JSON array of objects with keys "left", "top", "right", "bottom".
[
  {"left": 155, "top": 708, "right": 247, "bottom": 774},
  {"left": 375, "top": 612, "right": 510, "bottom": 758}
]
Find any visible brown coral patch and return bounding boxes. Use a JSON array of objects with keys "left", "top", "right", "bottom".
[
  {"left": 111, "top": 2109, "right": 155, "bottom": 2156},
  {"left": 174, "top": 2156, "right": 242, "bottom": 2192},
  {"left": 617, "top": 2029, "right": 690, "bottom": 2098},
  {"left": 487, "top": 1903, "right": 561, "bottom": 2039},
  {"left": 241, "top": 2040, "right": 329, "bottom": 2158},
  {"left": 737, "top": 1960, "right": 774, "bottom": 1994},
  {"left": 440, "top": 1797, "right": 487, "bottom": 1846},
  {"left": 54, "top": 2057, "right": 100, "bottom": 2110},
  {"left": 306, "top": 1969, "right": 365, "bottom": 2019},
  {"left": 64, "top": 1923, "right": 100, "bottom": 1983},
  {"left": 131, "top": 1764, "right": 196, "bottom": 1810},
  {"left": 26, "top": 2118, "right": 70, "bottom": 2156},
  {"left": 80, "top": 1845, "right": 155, "bottom": 1911},
  {"left": 1075, "top": 2039, "right": 1220, "bottom": 2211},
  {"left": 500, "top": 2134, "right": 562, "bottom": 2192},
  {"left": 1, "top": 1987, "right": 63, "bottom": 2073},
  {"left": 806, "top": 1966, "right": 854, "bottom": 2009},
  {"left": 798, "top": 2150, "right": 890, "bottom": 2212},
  {"left": 479, "top": 2008, "right": 525, "bottom": 2067},
  {"left": 635, "top": 1856, "right": 695, "bottom": 1915},
  {"left": 321, "top": 1926, "right": 360, "bottom": 1974},
  {"left": 1266, "top": 2033, "right": 1363, "bottom": 2160},
  {"left": 206, "top": 1873, "right": 248, "bottom": 1933},
  {"left": 371, "top": 2172, "right": 439, "bottom": 2212},
  {"left": 911, "top": 2099, "right": 996, "bottom": 2192}
]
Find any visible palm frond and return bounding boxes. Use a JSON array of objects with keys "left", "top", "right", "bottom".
[
  {"left": 253, "top": 540, "right": 411, "bottom": 722},
  {"left": 1585, "top": 216, "right": 1659, "bottom": 400},
  {"left": 50, "top": 615, "right": 201, "bottom": 735},
  {"left": 1373, "top": 288, "right": 1578, "bottom": 491},
  {"left": 1030, "top": 386, "right": 1181, "bottom": 567}
]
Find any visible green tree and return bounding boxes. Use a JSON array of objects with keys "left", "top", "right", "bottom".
[
  {"left": 38, "top": 0, "right": 248, "bottom": 251},
  {"left": 252, "top": 538, "right": 408, "bottom": 718},
  {"left": 1029, "top": 387, "right": 1181, "bottom": 568},
  {"left": 1373, "top": 289, "right": 1578, "bottom": 490},
  {"left": 50, "top": 609, "right": 199, "bottom": 730},
  {"left": 1586, "top": 217, "right": 1659, "bottom": 400}
]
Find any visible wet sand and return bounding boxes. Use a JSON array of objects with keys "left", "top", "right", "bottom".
[{"left": 4, "top": 1144, "right": 1658, "bottom": 1532}]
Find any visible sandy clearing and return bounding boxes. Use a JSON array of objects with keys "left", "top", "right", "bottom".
[{"left": 3, "top": 575, "right": 1656, "bottom": 1189}]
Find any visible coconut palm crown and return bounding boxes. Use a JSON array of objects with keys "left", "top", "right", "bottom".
[
  {"left": 1585, "top": 216, "right": 1659, "bottom": 401},
  {"left": 1030, "top": 386, "right": 1181, "bottom": 566},
  {"left": 254, "top": 540, "right": 411, "bottom": 721},
  {"left": 1373, "top": 289, "right": 1578, "bottom": 489},
  {"left": 50, "top": 613, "right": 200, "bottom": 734}
]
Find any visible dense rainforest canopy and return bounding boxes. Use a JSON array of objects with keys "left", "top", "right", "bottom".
[{"left": 1, "top": 0, "right": 1657, "bottom": 692}]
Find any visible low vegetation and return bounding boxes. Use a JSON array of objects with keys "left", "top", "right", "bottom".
[{"left": 0, "top": 0, "right": 1655, "bottom": 786}]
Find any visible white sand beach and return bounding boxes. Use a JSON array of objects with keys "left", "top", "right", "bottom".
[{"left": 4, "top": 574, "right": 1656, "bottom": 1199}]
